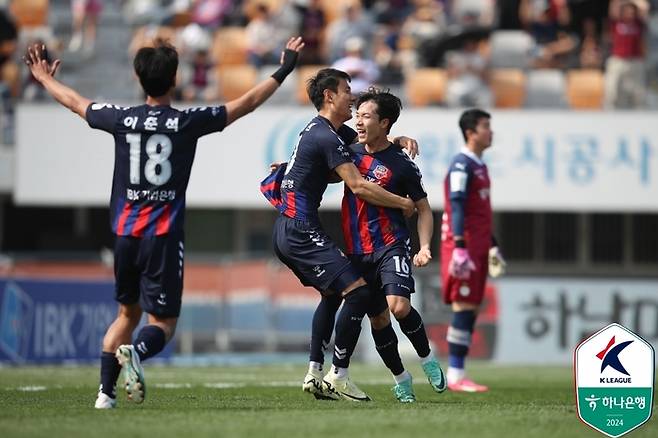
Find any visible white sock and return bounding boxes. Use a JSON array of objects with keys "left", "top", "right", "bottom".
[
  {"left": 331, "top": 365, "right": 348, "bottom": 379},
  {"left": 309, "top": 361, "right": 322, "bottom": 373},
  {"left": 420, "top": 352, "right": 434, "bottom": 366},
  {"left": 393, "top": 370, "right": 411, "bottom": 384},
  {"left": 447, "top": 367, "right": 465, "bottom": 383}
]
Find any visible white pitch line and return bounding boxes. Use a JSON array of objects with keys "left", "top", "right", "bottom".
[{"left": 16, "top": 386, "right": 47, "bottom": 392}]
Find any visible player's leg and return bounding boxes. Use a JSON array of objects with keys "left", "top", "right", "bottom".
[
  {"left": 445, "top": 253, "right": 488, "bottom": 392},
  {"left": 305, "top": 292, "right": 341, "bottom": 396},
  {"left": 369, "top": 305, "right": 415, "bottom": 403},
  {"left": 116, "top": 231, "right": 184, "bottom": 403},
  {"left": 322, "top": 274, "right": 373, "bottom": 401},
  {"left": 96, "top": 302, "right": 142, "bottom": 408},
  {"left": 379, "top": 244, "right": 446, "bottom": 392},
  {"left": 386, "top": 294, "right": 446, "bottom": 393},
  {"left": 95, "top": 235, "right": 142, "bottom": 409}
]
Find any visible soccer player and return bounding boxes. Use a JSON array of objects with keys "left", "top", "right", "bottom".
[
  {"left": 23, "top": 37, "right": 304, "bottom": 409},
  {"left": 266, "top": 68, "right": 415, "bottom": 401},
  {"left": 340, "top": 88, "right": 446, "bottom": 403},
  {"left": 440, "top": 109, "right": 506, "bottom": 392}
]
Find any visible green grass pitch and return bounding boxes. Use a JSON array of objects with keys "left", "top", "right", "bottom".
[{"left": 0, "top": 363, "right": 655, "bottom": 438}]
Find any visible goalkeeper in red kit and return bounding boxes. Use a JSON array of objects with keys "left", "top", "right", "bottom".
[{"left": 440, "top": 109, "right": 506, "bottom": 392}]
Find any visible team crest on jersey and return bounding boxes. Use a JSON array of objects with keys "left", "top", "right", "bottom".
[{"left": 373, "top": 165, "right": 389, "bottom": 180}]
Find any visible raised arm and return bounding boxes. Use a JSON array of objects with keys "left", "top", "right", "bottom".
[
  {"left": 413, "top": 197, "right": 433, "bottom": 267},
  {"left": 23, "top": 44, "right": 91, "bottom": 119},
  {"left": 224, "top": 37, "right": 304, "bottom": 127},
  {"left": 334, "top": 161, "right": 415, "bottom": 217}
]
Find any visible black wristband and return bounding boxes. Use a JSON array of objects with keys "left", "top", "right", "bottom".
[
  {"left": 271, "top": 49, "right": 298, "bottom": 84},
  {"left": 455, "top": 238, "right": 466, "bottom": 248}
]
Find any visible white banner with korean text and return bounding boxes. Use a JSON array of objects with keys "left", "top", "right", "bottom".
[
  {"left": 493, "top": 278, "right": 658, "bottom": 364},
  {"left": 15, "top": 105, "right": 658, "bottom": 210}
]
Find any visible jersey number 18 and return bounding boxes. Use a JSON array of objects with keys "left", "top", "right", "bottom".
[{"left": 126, "top": 133, "right": 172, "bottom": 186}]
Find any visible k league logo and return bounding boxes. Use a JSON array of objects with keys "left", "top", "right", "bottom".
[{"left": 575, "top": 323, "right": 655, "bottom": 438}]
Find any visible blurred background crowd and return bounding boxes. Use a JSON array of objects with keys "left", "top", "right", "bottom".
[{"left": 1, "top": 0, "right": 658, "bottom": 145}]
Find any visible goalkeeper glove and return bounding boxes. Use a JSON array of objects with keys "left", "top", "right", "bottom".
[
  {"left": 449, "top": 247, "right": 476, "bottom": 280},
  {"left": 488, "top": 246, "right": 507, "bottom": 278}
]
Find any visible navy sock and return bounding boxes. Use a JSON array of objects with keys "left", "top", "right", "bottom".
[
  {"left": 309, "top": 294, "right": 342, "bottom": 365},
  {"left": 447, "top": 310, "right": 476, "bottom": 370},
  {"left": 371, "top": 323, "right": 404, "bottom": 376},
  {"left": 397, "top": 307, "right": 431, "bottom": 358},
  {"left": 100, "top": 351, "right": 121, "bottom": 398},
  {"left": 133, "top": 325, "right": 166, "bottom": 361},
  {"left": 333, "top": 285, "right": 370, "bottom": 368}
]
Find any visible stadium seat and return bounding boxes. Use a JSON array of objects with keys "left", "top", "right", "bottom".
[
  {"left": 217, "top": 65, "right": 258, "bottom": 101},
  {"left": 490, "top": 31, "right": 534, "bottom": 69},
  {"left": 525, "top": 69, "right": 567, "bottom": 108},
  {"left": 10, "top": 0, "right": 49, "bottom": 28},
  {"left": 490, "top": 69, "right": 526, "bottom": 108},
  {"left": 212, "top": 27, "right": 248, "bottom": 65},
  {"left": 566, "top": 69, "right": 604, "bottom": 109},
  {"left": 405, "top": 68, "right": 447, "bottom": 107},
  {"left": 296, "top": 65, "right": 328, "bottom": 105}
]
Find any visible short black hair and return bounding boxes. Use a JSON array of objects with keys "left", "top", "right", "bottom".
[
  {"left": 459, "top": 108, "right": 491, "bottom": 141},
  {"left": 133, "top": 39, "right": 178, "bottom": 98},
  {"left": 306, "top": 68, "right": 351, "bottom": 110},
  {"left": 356, "top": 87, "right": 402, "bottom": 134}
]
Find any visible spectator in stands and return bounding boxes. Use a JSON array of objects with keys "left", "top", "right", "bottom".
[
  {"left": 578, "top": 17, "right": 603, "bottom": 69},
  {"left": 398, "top": 3, "right": 445, "bottom": 70},
  {"left": 331, "top": 37, "right": 380, "bottom": 94},
  {"left": 246, "top": 4, "right": 280, "bottom": 68},
  {"left": 178, "top": 23, "right": 217, "bottom": 102},
  {"left": 296, "top": 0, "right": 326, "bottom": 65},
  {"left": 451, "top": 0, "right": 496, "bottom": 27},
  {"left": 604, "top": 0, "right": 648, "bottom": 108},
  {"left": 191, "top": 0, "right": 231, "bottom": 29},
  {"left": 69, "top": 0, "right": 103, "bottom": 53},
  {"left": 326, "top": 3, "right": 375, "bottom": 63},
  {"left": 520, "top": 0, "right": 576, "bottom": 68},
  {"left": 445, "top": 36, "right": 493, "bottom": 108}
]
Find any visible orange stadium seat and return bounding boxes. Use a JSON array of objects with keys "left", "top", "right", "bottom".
[
  {"left": 490, "top": 69, "right": 526, "bottom": 108},
  {"left": 10, "top": 0, "right": 49, "bottom": 28},
  {"left": 405, "top": 68, "right": 447, "bottom": 107},
  {"left": 212, "top": 27, "right": 248, "bottom": 65},
  {"left": 217, "top": 65, "right": 258, "bottom": 101},
  {"left": 296, "top": 65, "right": 327, "bottom": 105},
  {"left": 566, "top": 69, "right": 604, "bottom": 109}
]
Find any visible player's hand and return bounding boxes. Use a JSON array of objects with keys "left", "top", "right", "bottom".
[
  {"left": 23, "top": 44, "right": 61, "bottom": 82},
  {"left": 413, "top": 246, "right": 432, "bottom": 267},
  {"left": 448, "top": 247, "right": 476, "bottom": 280},
  {"left": 394, "top": 136, "right": 419, "bottom": 159},
  {"left": 488, "top": 246, "right": 506, "bottom": 278},
  {"left": 401, "top": 197, "right": 415, "bottom": 218},
  {"left": 269, "top": 161, "right": 283, "bottom": 172},
  {"left": 280, "top": 36, "right": 304, "bottom": 65}
]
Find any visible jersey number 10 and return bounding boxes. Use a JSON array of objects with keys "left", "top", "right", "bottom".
[{"left": 126, "top": 133, "right": 173, "bottom": 186}]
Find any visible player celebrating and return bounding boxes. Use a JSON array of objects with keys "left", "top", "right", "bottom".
[
  {"left": 23, "top": 37, "right": 304, "bottom": 409},
  {"left": 440, "top": 109, "right": 506, "bottom": 392},
  {"left": 341, "top": 88, "right": 447, "bottom": 403},
  {"left": 265, "top": 68, "right": 416, "bottom": 401}
]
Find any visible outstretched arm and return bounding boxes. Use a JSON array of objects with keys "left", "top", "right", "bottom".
[
  {"left": 23, "top": 44, "right": 91, "bottom": 119},
  {"left": 224, "top": 37, "right": 304, "bottom": 127}
]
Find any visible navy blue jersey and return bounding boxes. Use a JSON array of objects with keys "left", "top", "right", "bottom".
[
  {"left": 278, "top": 115, "right": 356, "bottom": 224},
  {"left": 341, "top": 143, "right": 426, "bottom": 254},
  {"left": 86, "top": 103, "right": 227, "bottom": 236}
]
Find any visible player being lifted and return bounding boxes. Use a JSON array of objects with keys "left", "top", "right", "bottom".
[
  {"left": 338, "top": 88, "right": 446, "bottom": 402},
  {"left": 262, "top": 68, "right": 417, "bottom": 401},
  {"left": 441, "top": 109, "right": 506, "bottom": 392},
  {"left": 23, "top": 37, "right": 304, "bottom": 408}
]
